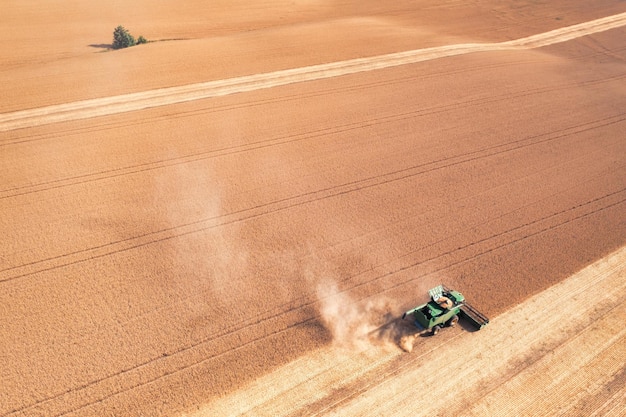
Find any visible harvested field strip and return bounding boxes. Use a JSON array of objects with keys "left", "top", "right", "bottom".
[
  {"left": 0, "top": 57, "right": 545, "bottom": 147},
  {"left": 191, "top": 245, "right": 626, "bottom": 416},
  {"left": 0, "top": 56, "right": 542, "bottom": 144},
  {"left": 337, "top": 274, "right": 626, "bottom": 416},
  {"left": 0, "top": 12, "right": 625, "bottom": 132},
  {"left": 3, "top": 192, "right": 624, "bottom": 416},
  {"left": 588, "top": 384, "right": 626, "bottom": 417},
  {"left": 0, "top": 49, "right": 621, "bottom": 149},
  {"left": 332, "top": 259, "right": 626, "bottom": 416},
  {"left": 6, "top": 37, "right": 626, "bottom": 148},
  {"left": 467, "top": 321, "right": 626, "bottom": 416},
  {"left": 0, "top": 57, "right": 539, "bottom": 145}
]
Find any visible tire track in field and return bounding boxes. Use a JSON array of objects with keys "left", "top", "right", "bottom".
[
  {"left": 2, "top": 113, "right": 620, "bottom": 406},
  {"left": 1, "top": 12, "right": 625, "bottom": 132},
  {"left": 5, "top": 192, "right": 624, "bottom": 417},
  {"left": 6, "top": 118, "right": 624, "bottom": 415},
  {"left": 3, "top": 152, "right": 625, "bottom": 413},
  {"left": 3, "top": 13, "right": 626, "bottom": 415},
  {"left": 1, "top": 72, "right": 624, "bottom": 200},
  {"left": 0, "top": 57, "right": 544, "bottom": 147},
  {"left": 2, "top": 37, "right": 621, "bottom": 149},
  {"left": 2, "top": 114, "right": 623, "bottom": 282}
]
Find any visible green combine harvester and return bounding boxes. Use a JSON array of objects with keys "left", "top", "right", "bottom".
[{"left": 402, "top": 284, "right": 489, "bottom": 335}]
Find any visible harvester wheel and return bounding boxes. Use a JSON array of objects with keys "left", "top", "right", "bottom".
[
  {"left": 432, "top": 325, "right": 442, "bottom": 335},
  {"left": 447, "top": 316, "right": 459, "bottom": 327}
]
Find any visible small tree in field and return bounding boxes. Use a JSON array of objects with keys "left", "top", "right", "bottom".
[{"left": 112, "top": 25, "right": 136, "bottom": 49}]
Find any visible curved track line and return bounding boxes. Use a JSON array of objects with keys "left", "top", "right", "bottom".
[{"left": 1, "top": 12, "right": 625, "bottom": 132}]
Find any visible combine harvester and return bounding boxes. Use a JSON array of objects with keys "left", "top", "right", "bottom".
[{"left": 402, "top": 284, "right": 489, "bottom": 335}]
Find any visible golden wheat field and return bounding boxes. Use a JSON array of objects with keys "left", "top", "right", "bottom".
[{"left": 1, "top": 1, "right": 625, "bottom": 416}]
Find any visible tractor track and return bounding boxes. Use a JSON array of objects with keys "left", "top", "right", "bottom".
[
  {"left": 1, "top": 72, "right": 625, "bottom": 200},
  {"left": 3, "top": 187, "right": 624, "bottom": 417},
  {"left": 0, "top": 12, "right": 625, "bottom": 133},
  {"left": 4, "top": 37, "right": 624, "bottom": 149},
  {"left": 3, "top": 8, "right": 625, "bottom": 417},
  {"left": 0, "top": 57, "right": 547, "bottom": 148},
  {"left": 2, "top": 112, "right": 624, "bottom": 282},
  {"left": 1, "top": 42, "right": 620, "bottom": 149}
]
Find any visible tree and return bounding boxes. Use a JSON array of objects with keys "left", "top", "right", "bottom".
[{"left": 112, "top": 25, "right": 136, "bottom": 49}]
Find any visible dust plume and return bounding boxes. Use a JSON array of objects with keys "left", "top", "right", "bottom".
[
  {"left": 152, "top": 163, "right": 249, "bottom": 314},
  {"left": 316, "top": 281, "right": 402, "bottom": 350}
]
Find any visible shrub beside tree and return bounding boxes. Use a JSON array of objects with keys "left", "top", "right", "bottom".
[{"left": 112, "top": 26, "right": 147, "bottom": 49}]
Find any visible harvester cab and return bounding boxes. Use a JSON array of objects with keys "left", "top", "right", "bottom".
[
  {"left": 402, "top": 284, "right": 489, "bottom": 335},
  {"left": 429, "top": 285, "right": 457, "bottom": 310}
]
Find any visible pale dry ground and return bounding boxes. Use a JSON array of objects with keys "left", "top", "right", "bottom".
[
  {"left": 192, "top": 246, "right": 626, "bottom": 417},
  {"left": 2, "top": 1, "right": 626, "bottom": 417},
  {"left": 2, "top": 12, "right": 626, "bottom": 133}
]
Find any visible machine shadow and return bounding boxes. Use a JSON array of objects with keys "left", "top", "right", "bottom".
[{"left": 89, "top": 43, "right": 112, "bottom": 50}]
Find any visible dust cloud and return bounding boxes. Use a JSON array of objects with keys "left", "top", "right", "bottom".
[
  {"left": 151, "top": 163, "right": 250, "bottom": 317},
  {"left": 316, "top": 281, "right": 403, "bottom": 350}
]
